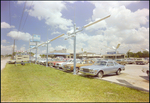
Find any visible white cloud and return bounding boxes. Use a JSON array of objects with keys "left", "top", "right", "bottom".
[
  {"left": 1, "top": 40, "right": 9, "bottom": 44},
  {"left": 19, "top": 47, "right": 26, "bottom": 52},
  {"left": 22, "top": 1, "right": 73, "bottom": 31},
  {"left": 1, "top": 22, "right": 15, "bottom": 29},
  {"left": 55, "top": 45, "right": 66, "bottom": 50},
  {"left": 7, "top": 31, "right": 32, "bottom": 41},
  {"left": 1, "top": 45, "right": 17, "bottom": 55},
  {"left": 51, "top": 31, "right": 61, "bottom": 35}
]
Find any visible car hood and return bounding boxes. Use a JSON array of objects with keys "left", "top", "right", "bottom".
[{"left": 80, "top": 65, "right": 105, "bottom": 70}]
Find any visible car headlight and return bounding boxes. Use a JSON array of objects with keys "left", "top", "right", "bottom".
[
  {"left": 89, "top": 69, "right": 93, "bottom": 72},
  {"left": 80, "top": 68, "right": 83, "bottom": 71}
]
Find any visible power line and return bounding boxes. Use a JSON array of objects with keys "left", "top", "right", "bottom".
[
  {"left": 9, "top": 1, "right": 11, "bottom": 31},
  {"left": 22, "top": 1, "right": 33, "bottom": 31},
  {"left": 18, "top": 1, "right": 27, "bottom": 32}
]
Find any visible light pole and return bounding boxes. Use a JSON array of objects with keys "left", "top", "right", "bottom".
[
  {"left": 115, "top": 44, "right": 120, "bottom": 60},
  {"left": 104, "top": 43, "right": 120, "bottom": 60},
  {"left": 65, "top": 15, "right": 111, "bottom": 75},
  {"left": 28, "top": 34, "right": 64, "bottom": 67},
  {"left": 127, "top": 49, "right": 131, "bottom": 58}
]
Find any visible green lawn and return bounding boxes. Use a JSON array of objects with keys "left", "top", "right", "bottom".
[{"left": 1, "top": 63, "right": 149, "bottom": 102}]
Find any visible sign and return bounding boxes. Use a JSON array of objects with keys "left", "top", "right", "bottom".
[
  {"left": 29, "top": 42, "right": 36, "bottom": 45},
  {"left": 30, "top": 45, "right": 36, "bottom": 48},
  {"left": 107, "top": 51, "right": 116, "bottom": 54},
  {"left": 33, "top": 34, "right": 41, "bottom": 42}
]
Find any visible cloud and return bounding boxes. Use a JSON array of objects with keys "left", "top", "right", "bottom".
[
  {"left": 1, "top": 22, "right": 15, "bottom": 29},
  {"left": 1, "top": 40, "right": 9, "bottom": 44},
  {"left": 89, "top": 1, "right": 149, "bottom": 31},
  {"left": 19, "top": 47, "right": 26, "bottom": 52},
  {"left": 55, "top": 45, "right": 67, "bottom": 50},
  {"left": 22, "top": 1, "right": 73, "bottom": 31},
  {"left": 7, "top": 31, "right": 32, "bottom": 41},
  {"left": 51, "top": 31, "right": 61, "bottom": 35},
  {"left": 1, "top": 44, "right": 17, "bottom": 55}
]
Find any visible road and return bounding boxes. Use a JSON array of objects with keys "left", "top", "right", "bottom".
[
  {"left": 1, "top": 57, "right": 11, "bottom": 70},
  {"left": 78, "top": 63, "right": 149, "bottom": 92},
  {"left": 99, "top": 64, "right": 149, "bottom": 92}
]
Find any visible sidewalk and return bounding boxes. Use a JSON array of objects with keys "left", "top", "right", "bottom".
[{"left": 1, "top": 57, "right": 11, "bottom": 70}]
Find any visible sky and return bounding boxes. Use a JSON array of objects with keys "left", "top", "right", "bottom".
[{"left": 1, "top": 1, "right": 149, "bottom": 55}]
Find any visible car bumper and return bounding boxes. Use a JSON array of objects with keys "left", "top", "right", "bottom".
[{"left": 79, "top": 71, "right": 96, "bottom": 76}]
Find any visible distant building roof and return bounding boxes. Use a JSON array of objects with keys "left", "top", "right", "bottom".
[{"left": 48, "top": 53, "right": 70, "bottom": 55}]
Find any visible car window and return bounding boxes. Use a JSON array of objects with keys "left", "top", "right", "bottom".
[
  {"left": 107, "top": 62, "right": 114, "bottom": 66},
  {"left": 94, "top": 61, "right": 106, "bottom": 65},
  {"left": 114, "top": 62, "right": 118, "bottom": 65}
]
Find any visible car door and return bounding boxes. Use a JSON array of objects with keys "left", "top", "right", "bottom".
[
  {"left": 113, "top": 61, "right": 119, "bottom": 72},
  {"left": 104, "top": 62, "right": 114, "bottom": 74}
]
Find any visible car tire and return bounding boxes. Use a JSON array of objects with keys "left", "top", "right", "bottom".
[
  {"left": 97, "top": 71, "right": 103, "bottom": 79},
  {"left": 147, "top": 71, "right": 149, "bottom": 76},
  {"left": 56, "top": 66, "right": 59, "bottom": 69},
  {"left": 116, "top": 69, "right": 121, "bottom": 75},
  {"left": 76, "top": 68, "right": 79, "bottom": 74}
]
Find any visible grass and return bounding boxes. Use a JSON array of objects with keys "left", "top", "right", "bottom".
[{"left": 1, "top": 63, "right": 149, "bottom": 102}]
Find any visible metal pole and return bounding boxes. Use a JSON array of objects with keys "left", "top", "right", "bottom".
[
  {"left": 46, "top": 42, "right": 48, "bottom": 67},
  {"left": 73, "top": 23, "right": 76, "bottom": 75},
  {"left": 29, "top": 39, "right": 31, "bottom": 64},
  {"left": 115, "top": 49, "right": 117, "bottom": 60},
  {"left": 35, "top": 42, "right": 37, "bottom": 64}
]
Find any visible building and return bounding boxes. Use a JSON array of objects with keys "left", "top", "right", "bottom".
[
  {"left": 49, "top": 49, "right": 102, "bottom": 59},
  {"left": 102, "top": 51, "right": 125, "bottom": 59}
]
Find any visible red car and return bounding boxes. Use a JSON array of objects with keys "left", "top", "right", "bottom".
[{"left": 49, "top": 59, "right": 66, "bottom": 67}]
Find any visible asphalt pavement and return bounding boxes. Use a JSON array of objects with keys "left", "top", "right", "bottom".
[
  {"left": 1, "top": 57, "right": 11, "bottom": 70},
  {"left": 99, "top": 64, "right": 149, "bottom": 92}
]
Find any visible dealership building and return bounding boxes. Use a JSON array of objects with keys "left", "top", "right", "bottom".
[{"left": 47, "top": 49, "right": 125, "bottom": 59}]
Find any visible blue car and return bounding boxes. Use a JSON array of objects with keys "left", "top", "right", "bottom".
[{"left": 79, "top": 60, "right": 125, "bottom": 78}]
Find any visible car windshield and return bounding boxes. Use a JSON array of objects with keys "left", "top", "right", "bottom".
[{"left": 94, "top": 61, "right": 106, "bottom": 66}]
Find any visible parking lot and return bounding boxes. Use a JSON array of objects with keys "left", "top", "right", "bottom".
[
  {"left": 4, "top": 57, "right": 149, "bottom": 92},
  {"left": 78, "top": 63, "right": 149, "bottom": 92}
]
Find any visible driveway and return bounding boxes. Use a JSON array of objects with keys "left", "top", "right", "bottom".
[
  {"left": 100, "top": 64, "right": 149, "bottom": 92},
  {"left": 77, "top": 63, "right": 149, "bottom": 92},
  {"left": 1, "top": 57, "right": 11, "bottom": 70}
]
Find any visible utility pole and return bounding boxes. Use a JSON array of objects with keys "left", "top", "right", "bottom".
[
  {"left": 65, "top": 15, "right": 111, "bottom": 75},
  {"left": 12, "top": 39, "right": 15, "bottom": 59}
]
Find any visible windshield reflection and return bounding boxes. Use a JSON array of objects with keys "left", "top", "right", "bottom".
[{"left": 94, "top": 61, "right": 106, "bottom": 66}]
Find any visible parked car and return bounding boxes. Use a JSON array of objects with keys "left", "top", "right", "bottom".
[
  {"left": 79, "top": 60, "right": 125, "bottom": 78},
  {"left": 49, "top": 59, "right": 66, "bottom": 67},
  {"left": 43, "top": 59, "right": 54, "bottom": 66},
  {"left": 55, "top": 59, "right": 74, "bottom": 69},
  {"left": 63, "top": 60, "right": 94, "bottom": 74},
  {"left": 7, "top": 60, "right": 16, "bottom": 64},
  {"left": 125, "top": 58, "right": 135, "bottom": 64},
  {"left": 39, "top": 59, "right": 47, "bottom": 65},
  {"left": 115, "top": 59, "right": 127, "bottom": 65},
  {"left": 62, "top": 59, "right": 82, "bottom": 70},
  {"left": 135, "top": 58, "right": 148, "bottom": 65},
  {"left": 142, "top": 66, "right": 149, "bottom": 76}
]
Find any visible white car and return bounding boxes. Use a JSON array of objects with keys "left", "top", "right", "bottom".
[
  {"left": 142, "top": 66, "right": 149, "bottom": 76},
  {"left": 55, "top": 59, "right": 81, "bottom": 69}
]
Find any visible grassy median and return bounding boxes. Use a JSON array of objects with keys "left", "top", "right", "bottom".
[{"left": 1, "top": 63, "right": 149, "bottom": 102}]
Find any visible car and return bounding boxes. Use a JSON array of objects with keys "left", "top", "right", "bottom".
[
  {"left": 125, "top": 58, "right": 135, "bottom": 64},
  {"left": 79, "top": 60, "right": 125, "bottom": 78},
  {"left": 135, "top": 58, "right": 148, "bottom": 65},
  {"left": 7, "top": 60, "right": 16, "bottom": 64},
  {"left": 43, "top": 59, "right": 54, "bottom": 66},
  {"left": 62, "top": 60, "right": 94, "bottom": 74},
  {"left": 115, "top": 59, "right": 127, "bottom": 65},
  {"left": 48, "top": 59, "right": 65, "bottom": 67},
  {"left": 62, "top": 59, "right": 82, "bottom": 70},
  {"left": 55, "top": 59, "right": 74, "bottom": 69},
  {"left": 142, "top": 66, "right": 149, "bottom": 76}
]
